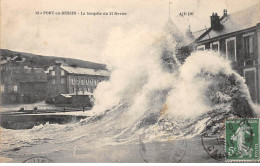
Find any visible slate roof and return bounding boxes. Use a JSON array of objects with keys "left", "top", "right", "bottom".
[
  {"left": 192, "top": 28, "right": 208, "bottom": 39},
  {"left": 60, "top": 65, "right": 109, "bottom": 77},
  {"left": 197, "top": 5, "right": 260, "bottom": 42}
]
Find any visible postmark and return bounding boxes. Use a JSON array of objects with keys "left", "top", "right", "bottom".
[
  {"left": 200, "top": 112, "right": 226, "bottom": 162},
  {"left": 139, "top": 133, "right": 187, "bottom": 163},
  {"left": 225, "top": 118, "right": 259, "bottom": 162},
  {"left": 23, "top": 156, "right": 54, "bottom": 163},
  {"left": 201, "top": 134, "right": 225, "bottom": 162}
]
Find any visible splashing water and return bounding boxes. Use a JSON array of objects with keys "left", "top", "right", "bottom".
[{"left": 0, "top": 25, "right": 257, "bottom": 159}]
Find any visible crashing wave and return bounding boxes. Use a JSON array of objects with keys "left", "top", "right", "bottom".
[{"left": 0, "top": 25, "right": 257, "bottom": 156}]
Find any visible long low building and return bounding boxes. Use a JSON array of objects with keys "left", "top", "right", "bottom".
[
  {"left": 0, "top": 50, "right": 110, "bottom": 105},
  {"left": 45, "top": 61, "right": 109, "bottom": 104}
]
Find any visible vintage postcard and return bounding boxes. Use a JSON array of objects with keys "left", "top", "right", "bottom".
[{"left": 0, "top": 0, "right": 260, "bottom": 163}]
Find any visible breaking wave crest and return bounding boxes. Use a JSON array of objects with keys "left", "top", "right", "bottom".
[{"left": 1, "top": 25, "right": 258, "bottom": 156}]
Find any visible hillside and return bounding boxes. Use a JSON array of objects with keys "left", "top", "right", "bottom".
[{"left": 0, "top": 49, "right": 107, "bottom": 70}]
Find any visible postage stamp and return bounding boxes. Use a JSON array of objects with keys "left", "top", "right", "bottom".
[{"left": 225, "top": 118, "right": 259, "bottom": 162}]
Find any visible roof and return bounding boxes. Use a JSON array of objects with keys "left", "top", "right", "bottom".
[
  {"left": 59, "top": 93, "right": 93, "bottom": 98},
  {"left": 0, "top": 57, "right": 25, "bottom": 65},
  {"left": 10, "top": 55, "right": 22, "bottom": 61},
  {"left": 60, "top": 94, "right": 72, "bottom": 98},
  {"left": 192, "top": 28, "right": 208, "bottom": 39},
  {"left": 197, "top": 5, "right": 260, "bottom": 42},
  {"left": 0, "top": 60, "right": 9, "bottom": 65},
  {"left": 45, "top": 66, "right": 54, "bottom": 73},
  {"left": 60, "top": 65, "right": 109, "bottom": 77}
]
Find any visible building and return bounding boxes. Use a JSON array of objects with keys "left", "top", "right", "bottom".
[
  {"left": 190, "top": 6, "right": 260, "bottom": 104},
  {"left": 0, "top": 50, "right": 109, "bottom": 105},
  {"left": 45, "top": 61, "right": 109, "bottom": 104},
  {"left": 0, "top": 55, "right": 48, "bottom": 104}
]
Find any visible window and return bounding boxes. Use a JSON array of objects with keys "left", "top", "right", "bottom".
[
  {"left": 61, "top": 78, "right": 65, "bottom": 84},
  {"left": 197, "top": 45, "right": 205, "bottom": 51},
  {"left": 210, "top": 41, "right": 219, "bottom": 54},
  {"left": 14, "top": 85, "right": 18, "bottom": 92},
  {"left": 51, "top": 71, "right": 55, "bottom": 76},
  {"left": 1, "top": 85, "right": 4, "bottom": 92},
  {"left": 61, "top": 70, "right": 65, "bottom": 76},
  {"left": 51, "top": 79, "right": 55, "bottom": 84},
  {"left": 243, "top": 33, "right": 254, "bottom": 59},
  {"left": 244, "top": 67, "right": 257, "bottom": 103},
  {"left": 77, "top": 78, "right": 80, "bottom": 85},
  {"left": 78, "top": 88, "right": 83, "bottom": 95},
  {"left": 81, "top": 79, "right": 84, "bottom": 85},
  {"left": 226, "top": 37, "right": 236, "bottom": 61}
]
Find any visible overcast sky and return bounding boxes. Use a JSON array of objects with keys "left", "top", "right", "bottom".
[{"left": 1, "top": 0, "right": 258, "bottom": 63}]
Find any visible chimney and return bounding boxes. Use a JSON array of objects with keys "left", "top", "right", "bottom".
[{"left": 210, "top": 12, "right": 223, "bottom": 31}]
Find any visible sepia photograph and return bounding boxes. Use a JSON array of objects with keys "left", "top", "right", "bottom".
[{"left": 0, "top": 0, "right": 260, "bottom": 163}]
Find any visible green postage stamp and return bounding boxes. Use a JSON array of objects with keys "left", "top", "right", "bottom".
[{"left": 226, "top": 118, "right": 259, "bottom": 162}]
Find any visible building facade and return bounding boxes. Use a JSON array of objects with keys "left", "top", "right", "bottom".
[
  {"left": 192, "top": 6, "right": 260, "bottom": 103},
  {"left": 46, "top": 62, "right": 109, "bottom": 103},
  {"left": 0, "top": 56, "right": 48, "bottom": 104}
]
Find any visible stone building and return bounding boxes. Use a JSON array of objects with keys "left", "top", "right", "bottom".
[
  {"left": 191, "top": 6, "right": 260, "bottom": 104},
  {"left": 45, "top": 62, "right": 109, "bottom": 104},
  {"left": 0, "top": 55, "right": 48, "bottom": 104}
]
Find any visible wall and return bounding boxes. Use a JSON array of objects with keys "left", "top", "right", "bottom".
[
  {"left": 67, "top": 74, "right": 107, "bottom": 94},
  {"left": 196, "top": 28, "right": 260, "bottom": 103},
  {"left": 46, "top": 65, "right": 67, "bottom": 99},
  {"left": 46, "top": 64, "right": 108, "bottom": 103},
  {"left": 0, "top": 62, "right": 48, "bottom": 104}
]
